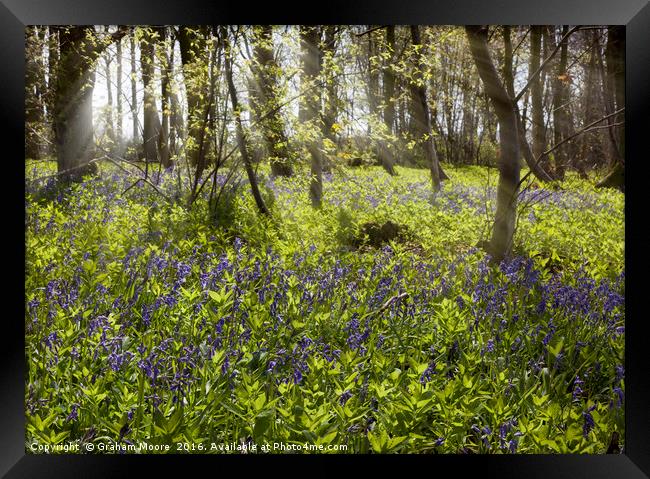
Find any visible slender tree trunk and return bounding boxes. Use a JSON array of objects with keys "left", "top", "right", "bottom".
[
  {"left": 178, "top": 26, "right": 209, "bottom": 173},
  {"left": 321, "top": 25, "right": 338, "bottom": 173},
  {"left": 116, "top": 35, "right": 123, "bottom": 154},
  {"left": 380, "top": 26, "right": 397, "bottom": 175},
  {"left": 367, "top": 31, "right": 380, "bottom": 137},
  {"left": 410, "top": 25, "right": 441, "bottom": 192},
  {"left": 25, "top": 26, "right": 45, "bottom": 160},
  {"left": 168, "top": 35, "right": 183, "bottom": 158},
  {"left": 597, "top": 26, "right": 625, "bottom": 191},
  {"left": 300, "top": 26, "right": 324, "bottom": 207},
  {"left": 251, "top": 25, "right": 293, "bottom": 177},
  {"left": 511, "top": 27, "right": 554, "bottom": 183},
  {"left": 321, "top": 26, "right": 338, "bottom": 144},
  {"left": 130, "top": 29, "right": 138, "bottom": 148},
  {"left": 502, "top": 26, "right": 515, "bottom": 98},
  {"left": 46, "top": 27, "right": 59, "bottom": 156},
  {"left": 103, "top": 27, "right": 115, "bottom": 150},
  {"left": 552, "top": 26, "right": 570, "bottom": 180},
  {"left": 157, "top": 27, "right": 171, "bottom": 168},
  {"left": 530, "top": 26, "right": 546, "bottom": 161},
  {"left": 52, "top": 26, "right": 127, "bottom": 179},
  {"left": 466, "top": 26, "right": 520, "bottom": 262},
  {"left": 595, "top": 34, "right": 618, "bottom": 168},
  {"left": 575, "top": 30, "right": 599, "bottom": 178},
  {"left": 54, "top": 26, "right": 99, "bottom": 179},
  {"left": 222, "top": 26, "right": 269, "bottom": 216},
  {"left": 140, "top": 28, "right": 162, "bottom": 165}
]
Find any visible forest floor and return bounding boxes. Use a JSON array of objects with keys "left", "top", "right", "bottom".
[{"left": 25, "top": 161, "right": 624, "bottom": 453}]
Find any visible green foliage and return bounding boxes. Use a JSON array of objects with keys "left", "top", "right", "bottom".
[{"left": 25, "top": 161, "right": 624, "bottom": 454}]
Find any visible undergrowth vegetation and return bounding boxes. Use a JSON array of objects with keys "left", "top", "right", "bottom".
[{"left": 25, "top": 161, "right": 624, "bottom": 453}]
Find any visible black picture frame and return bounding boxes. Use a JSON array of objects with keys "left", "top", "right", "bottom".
[{"left": 2, "top": 0, "right": 648, "bottom": 476}]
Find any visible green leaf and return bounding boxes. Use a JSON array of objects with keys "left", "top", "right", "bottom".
[{"left": 253, "top": 409, "right": 274, "bottom": 440}]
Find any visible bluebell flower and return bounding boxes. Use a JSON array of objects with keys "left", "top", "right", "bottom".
[
  {"left": 508, "top": 438, "right": 519, "bottom": 453},
  {"left": 293, "top": 368, "right": 303, "bottom": 384},
  {"left": 419, "top": 361, "right": 436, "bottom": 385},
  {"left": 613, "top": 387, "right": 624, "bottom": 408},
  {"left": 66, "top": 403, "right": 79, "bottom": 422},
  {"left": 44, "top": 332, "right": 58, "bottom": 350},
  {"left": 615, "top": 365, "right": 625, "bottom": 383},
  {"left": 339, "top": 390, "right": 353, "bottom": 406},
  {"left": 583, "top": 405, "right": 597, "bottom": 437},
  {"left": 572, "top": 375, "right": 584, "bottom": 401}
]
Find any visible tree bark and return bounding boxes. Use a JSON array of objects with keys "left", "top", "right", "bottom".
[
  {"left": 597, "top": 25, "right": 625, "bottom": 191},
  {"left": 25, "top": 26, "right": 45, "bottom": 160},
  {"left": 251, "top": 25, "right": 293, "bottom": 177},
  {"left": 530, "top": 26, "right": 546, "bottom": 161},
  {"left": 103, "top": 27, "right": 115, "bottom": 150},
  {"left": 54, "top": 26, "right": 100, "bottom": 179},
  {"left": 511, "top": 27, "right": 554, "bottom": 183},
  {"left": 466, "top": 26, "right": 520, "bottom": 262},
  {"left": 379, "top": 26, "right": 397, "bottom": 175},
  {"left": 409, "top": 25, "right": 442, "bottom": 192},
  {"left": 576, "top": 30, "right": 600, "bottom": 177},
  {"left": 116, "top": 34, "right": 123, "bottom": 154},
  {"left": 178, "top": 26, "right": 210, "bottom": 173},
  {"left": 321, "top": 26, "right": 339, "bottom": 145},
  {"left": 552, "top": 26, "right": 570, "bottom": 180},
  {"left": 130, "top": 29, "right": 138, "bottom": 147},
  {"left": 140, "top": 28, "right": 162, "bottom": 166},
  {"left": 168, "top": 34, "right": 183, "bottom": 158},
  {"left": 367, "top": 31, "right": 380, "bottom": 138},
  {"left": 46, "top": 27, "right": 59, "bottom": 156},
  {"left": 158, "top": 27, "right": 171, "bottom": 168},
  {"left": 300, "top": 26, "right": 324, "bottom": 207},
  {"left": 222, "top": 26, "right": 269, "bottom": 216},
  {"left": 53, "top": 26, "right": 127, "bottom": 179}
]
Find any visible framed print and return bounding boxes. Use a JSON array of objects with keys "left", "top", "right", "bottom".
[{"left": 2, "top": 0, "right": 649, "bottom": 476}]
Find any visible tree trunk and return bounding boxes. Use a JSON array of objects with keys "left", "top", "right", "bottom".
[
  {"left": 53, "top": 26, "right": 127, "bottom": 179},
  {"left": 466, "top": 26, "right": 520, "bottom": 262},
  {"left": 300, "top": 26, "right": 324, "bottom": 207},
  {"left": 530, "top": 26, "right": 546, "bottom": 161},
  {"left": 116, "top": 34, "right": 123, "bottom": 154},
  {"left": 321, "top": 26, "right": 339, "bottom": 145},
  {"left": 504, "top": 26, "right": 554, "bottom": 183},
  {"left": 576, "top": 30, "right": 600, "bottom": 177},
  {"left": 251, "top": 25, "right": 293, "bottom": 177},
  {"left": 178, "top": 26, "right": 209, "bottom": 173},
  {"left": 46, "top": 27, "right": 59, "bottom": 156},
  {"left": 158, "top": 27, "right": 171, "bottom": 168},
  {"left": 168, "top": 35, "right": 183, "bottom": 158},
  {"left": 54, "top": 26, "right": 100, "bottom": 179},
  {"left": 140, "top": 28, "right": 162, "bottom": 166},
  {"left": 502, "top": 26, "right": 515, "bottom": 98},
  {"left": 130, "top": 29, "right": 138, "bottom": 147},
  {"left": 597, "top": 25, "right": 625, "bottom": 191},
  {"left": 367, "top": 31, "right": 380, "bottom": 138},
  {"left": 103, "top": 26, "right": 115, "bottom": 150},
  {"left": 552, "top": 26, "right": 570, "bottom": 180},
  {"left": 222, "top": 26, "right": 269, "bottom": 216},
  {"left": 25, "top": 26, "right": 45, "bottom": 161},
  {"left": 379, "top": 26, "right": 397, "bottom": 175},
  {"left": 410, "top": 25, "right": 441, "bottom": 192}
]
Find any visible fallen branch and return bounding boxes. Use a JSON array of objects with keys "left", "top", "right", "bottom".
[{"left": 364, "top": 292, "right": 410, "bottom": 319}]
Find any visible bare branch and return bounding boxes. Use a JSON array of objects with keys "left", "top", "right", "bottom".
[
  {"left": 356, "top": 25, "right": 389, "bottom": 37},
  {"left": 514, "top": 26, "right": 580, "bottom": 103}
]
